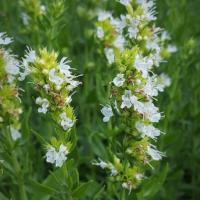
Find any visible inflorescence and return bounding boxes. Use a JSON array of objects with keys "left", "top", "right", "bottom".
[
  {"left": 0, "top": 33, "right": 22, "bottom": 141},
  {"left": 95, "top": 0, "right": 176, "bottom": 191},
  {"left": 20, "top": 47, "right": 81, "bottom": 167}
]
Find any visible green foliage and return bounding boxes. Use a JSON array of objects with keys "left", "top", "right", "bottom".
[
  {"left": 0, "top": 0, "right": 199, "bottom": 199},
  {"left": 154, "top": 1, "right": 200, "bottom": 199}
]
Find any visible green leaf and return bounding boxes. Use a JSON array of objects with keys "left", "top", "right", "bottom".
[
  {"left": 137, "top": 164, "right": 169, "bottom": 200},
  {"left": 42, "top": 160, "right": 79, "bottom": 193},
  {"left": 72, "top": 180, "right": 94, "bottom": 199},
  {"left": 31, "top": 129, "right": 48, "bottom": 145},
  {"left": 30, "top": 180, "right": 57, "bottom": 200},
  {"left": 0, "top": 192, "right": 9, "bottom": 200},
  {"left": 22, "top": 107, "right": 32, "bottom": 140},
  {"left": 93, "top": 185, "right": 105, "bottom": 200},
  {"left": 90, "top": 134, "right": 108, "bottom": 159}
]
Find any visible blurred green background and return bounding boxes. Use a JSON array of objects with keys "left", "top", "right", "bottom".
[
  {"left": 0, "top": 0, "right": 200, "bottom": 199},
  {"left": 157, "top": 1, "right": 200, "bottom": 199}
]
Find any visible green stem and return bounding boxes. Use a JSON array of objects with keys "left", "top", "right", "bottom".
[
  {"left": 6, "top": 127, "right": 28, "bottom": 200},
  {"left": 120, "top": 189, "right": 126, "bottom": 200},
  {"left": 192, "top": 136, "right": 196, "bottom": 200},
  {"left": 11, "top": 151, "right": 28, "bottom": 200}
]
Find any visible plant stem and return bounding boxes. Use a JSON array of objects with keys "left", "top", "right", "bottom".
[
  {"left": 120, "top": 189, "right": 126, "bottom": 200},
  {"left": 7, "top": 127, "right": 28, "bottom": 200},
  {"left": 11, "top": 151, "right": 28, "bottom": 200}
]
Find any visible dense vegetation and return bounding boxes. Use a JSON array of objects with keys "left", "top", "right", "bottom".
[{"left": 0, "top": 0, "right": 199, "bottom": 199}]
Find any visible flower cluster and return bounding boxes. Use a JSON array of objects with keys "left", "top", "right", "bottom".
[
  {"left": 21, "top": 48, "right": 81, "bottom": 167},
  {"left": 96, "top": 0, "right": 176, "bottom": 191},
  {"left": 0, "top": 33, "right": 22, "bottom": 141},
  {"left": 46, "top": 144, "right": 69, "bottom": 167},
  {"left": 93, "top": 156, "right": 122, "bottom": 177}
]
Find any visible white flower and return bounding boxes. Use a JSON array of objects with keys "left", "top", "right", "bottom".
[
  {"left": 58, "top": 57, "right": 72, "bottom": 77},
  {"left": 43, "top": 84, "right": 50, "bottom": 93},
  {"left": 93, "top": 159, "right": 117, "bottom": 176},
  {"left": 130, "top": 95, "right": 138, "bottom": 105},
  {"left": 10, "top": 127, "right": 21, "bottom": 141},
  {"left": 114, "top": 35, "right": 125, "bottom": 52},
  {"left": 122, "top": 182, "right": 129, "bottom": 189},
  {"left": 35, "top": 97, "right": 49, "bottom": 114},
  {"left": 21, "top": 12, "right": 29, "bottom": 26},
  {"left": 167, "top": 44, "right": 177, "bottom": 53},
  {"left": 24, "top": 47, "right": 36, "bottom": 63},
  {"left": 161, "top": 31, "right": 170, "bottom": 41},
  {"left": 55, "top": 144, "right": 69, "bottom": 167},
  {"left": 46, "top": 147, "right": 57, "bottom": 164},
  {"left": 132, "top": 100, "right": 143, "bottom": 113},
  {"left": 46, "top": 144, "right": 69, "bottom": 167},
  {"left": 104, "top": 48, "right": 115, "bottom": 65},
  {"left": 146, "top": 36, "right": 160, "bottom": 52},
  {"left": 97, "top": 11, "right": 112, "bottom": 21},
  {"left": 136, "top": 79, "right": 142, "bottom": 85},
  {"left": 122, "top": 181, "right": 134, "bottom": 193},
  {"left": 119, "top": 0, "right": 130, "bottom": 6},
  {"left": 159, "top": 73, "right": 171, "bottom": 88},
  {"left": 135, "top": 173, "right": 143, "bottom": 180},
  {"left": 0, "top": 116, "right": 3, "bottom": 122},
  {"left": 53, "top": 57, "right": 80, "bottom": 91},
  {"left": 110, "top": 166, "right": 118, "bottom": 176},
  {"left": 1, "top": 50, "right": 20, "bottom": 83},
  {"left": 134, "top": 54, "right": 153, "bottom": 78},
  {"left": 121, "top": 90, "right": 137, "bottom": 109},
  {"left": 96, "top": 27, "right": 104, "bottom": 39},
  {"left": 40, "top": 5, "right": 46, "bottom": 13},
  {"left": 128, "top": 27, "right": 139, "bottom": 39},
  {"left": 137, "top": 0, "right": 156, "bottom": 21},
  {"left": 18, "top": 59, "right": 31, "bottom": 81},
  {"left": 110, "top": 15, "right": 126, "bottom": 34},
  {"left": 134, "top": 101, "right": 161, "bottom": 123},
  {"left": 0, "top": 32, "right": 12, "bottom": 45},
  {"left": 113, "top": 73, "right": 125, "bottom": 87},
  {"left": 127, "top": 18, "right": 140, "bottom": 39},
  {"left": 59, "top": 112, "right": 74, "bottom": 131},
  {"left": 121, "top": 90, "right": 132, "bottom": 109},
  {"left": 4, "top": 54, "right": 20, "bottom": 76},
  {"left": 122, "top": 182, "right": 132, "bottom": 192},
  {"left": 66, "top": 78, "right": 81, "bottom": 91},
  {"left": 143, "top": 76, "right": 159, "bottom": 97},
  {"left": 92, "top": 159, "right": 108, "bottom": 169},
  {"left": 49, "top": 68, "right": 64, "bottom": 89},
  {"left": 154, "top": 73, "right": 171, "bottom": 93},
  {"left": 101, "top": 105, "right": 113, "bottom": 122},
  {"left": 149, "top": 51, "right": 162, "bottom": 67},
  {"left": 5, "top": 61, "right": 20, "bottom": 76},
  {"left": 147, "top": 145, "right": 165, "bottom": 161},
  {"left": 142, "top": 102, "right": 161, "bottom": 123},
  {"left": 135, "top": 121, "right": 160, "bottom": 140}
]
